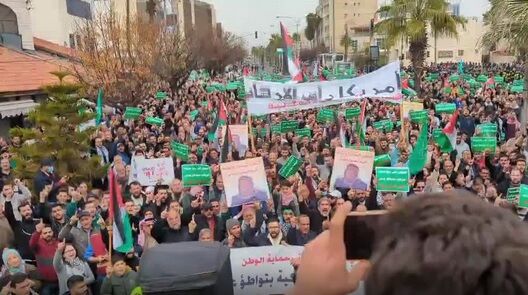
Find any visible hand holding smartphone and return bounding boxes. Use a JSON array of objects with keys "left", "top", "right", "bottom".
[{"left": 344, "top": 210, "right": 388, "bottom": 260}]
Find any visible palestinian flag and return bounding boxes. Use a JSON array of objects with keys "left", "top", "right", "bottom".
[
  {"left": 108, "top": 169, "right": 133, "bottom": 253},
  {"left": 435, "top": 110, "right": 459, "bottom": 153},
  {"left": 95, "top": 88, "right": 103, "bottom": 125},
  {"left": 408, "top": 122, "right": 429, "bottom": 175},
  {"left": 207, "top": 98, "right": 228, "bottom": 143},
  {"left": 280, "top": 22, "right": 303, "bottom": 82}
]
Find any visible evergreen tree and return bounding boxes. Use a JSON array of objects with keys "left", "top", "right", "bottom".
[{"left": 10, "top": 72, "right": 106, "bottom": 190}]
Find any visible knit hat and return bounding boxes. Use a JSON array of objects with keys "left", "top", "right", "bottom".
[{"left": 226, "top": 219, "right": 240, "bottom": 232}]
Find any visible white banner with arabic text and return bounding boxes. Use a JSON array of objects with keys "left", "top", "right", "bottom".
[{"left": 244, "top": 61, "right": 402, "bottom": 115}]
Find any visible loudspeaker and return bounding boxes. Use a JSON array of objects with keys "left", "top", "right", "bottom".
[{"left": 139, "top": 242, "right": 233, "bottom": 295}]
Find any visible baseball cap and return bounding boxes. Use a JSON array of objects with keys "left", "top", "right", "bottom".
[
  {"left": 78, "top": 210, "right": 91, "bottom": 219},
  {"left": 329, "top": 190, "right": 342, "bottom": 198}
]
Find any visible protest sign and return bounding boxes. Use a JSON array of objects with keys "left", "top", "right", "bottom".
[
  {"left": 435, "top": 103, "right": 456, "bottom": 114},
  {"left": 171, "top": 142, "right": 189, "bottom": 161},
  {"left": 155, "top": 91, "right": 167, "bottom": 99},
  {"left": 345, "top": 107, "right": 361, "bottom": 119},
  {"left": 374, "top": 154, "right": 391, "bottom": 168},
  {"left": 280, "top": 120, "right": 299, "bottom": 133},
  {"left": 245, "top": 61, "right": 401, "bottom": 115},
  {"left": 350, "top": 146, "right": 373, "bottom": 152},
  {"left": 402, "top": 101, "right": 423, "bottom": 118},
  {"left": 375, "top": 167, "right": 410, "bottom": 192},
  {"left": 409, "top": 110, "right": 428, "bottom": 123},
  {"left": 507, "top": 187, "right": 520, "bottom": 203},
  {"left": 295, "top": 128, "right": 311, "bottom": 138},
  {"left": 230, "top": 246, "right": 303, "bottom": 295},
  {"left": 182, "top": 164, "right": 212, "bottom": 187},
  {"left": 476, "top": 123, "right": 497, "bottom": 137},
  {"left": 132, "top": 157, "right": 175, "bottom": 186},
  {"left": 372, "top": 119, "right": 393, "bottom": 132},
  {"left": 220, "top": 157, "right": 270, "bottom": 207},
  {"left": 317, "top": 109, "right": 335, "bottom": 123},
  {"left": 229, "top": 125, "right": 249, "bottom": 155},
  {"left": 271, "top": 124, "right": 281, "bottom": 135},
  {"left": 330, "top": 147, "right": 374, "bottom": 191},
  {"left": 124, "top": 107, "right": 142, "bottom": 119},
  {"left": 278, "top": 156, "right": 303, "bottom": 178},
  {"left": 519, "top": 184, "right": 528, "bottom": 209},
  {"left": 146, "top": 117, "right": 164, "bottom": 126},
  {"left": 471, "top": 137, "right": 497, "bottom": 153}
]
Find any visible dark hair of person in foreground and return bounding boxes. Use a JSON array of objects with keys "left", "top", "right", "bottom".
[{"left": 365, "top": 191, "right": 528, "bottom": 295}]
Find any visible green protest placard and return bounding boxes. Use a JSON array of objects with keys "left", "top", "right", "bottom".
[
  {"left": 435, "top": 103, "right": 456, "bottom": 114},
  {"left": 156, "top": 91, "right": 167, "bottom": 100},
  {"left": 507, "top": 187, "right": 520, "bottom": 203},
  {"left": 190, "top": 110, "right": 200, "bottom": 121},
  {"left": 375, "top": 167, "right": 410, "bottom": 192},
  {"left": 345, "top": 107, "right": 361, "bottom": 120},
  {"left": 295, "top": 128, "right": 311, "bottom": 138},
  {"left": 271, "top": 124, "right": 281, "bottom": 134},
  {"left": 146, "top": 117, "right": 164, "bottom": 126},
  {"left": 476, "top": 123, "right": 496, "bottom": 137},
  {"left": 124, "top": 107, "right": 142, "bottom": 119},
  {"left": 409, "top": 110, "right": 428, "bottom": 123},
  {"left": 471, "top": 137, "right": 497, "bottom": 153},
  {"left": 374, "top": 154, "right": 391, "bottom": 168},
  {"left": 317, "top": 109, "right": 335, "bottom": 123},
  {"left": 182, "top": 164, "right": 212, "bottom": 187},
  {"left": 519, "top": 184, "right": 528, "bottom": 209},
  {"left": 278, "top": 156, "right": 303, "bottom": 178},
  {"left": 171, "top": 142, "right": 189, "bottom": 161},
  {"left": 280, "top": 120, "right": 299, "bottom": 133},
  {"left": 372, "top": 120, "right": 393, "bottom": 132}
]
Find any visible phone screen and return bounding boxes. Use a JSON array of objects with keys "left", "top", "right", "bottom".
[{"left": 344, "top": 210, "right": 388, "bottom": 260}]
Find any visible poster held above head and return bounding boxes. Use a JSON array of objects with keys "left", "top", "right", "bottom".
[
  {"left": 330, "top": 147, "right": 375, "bottom": 191},
  {"left": 375, "top": 167, "right": 410, "bottom": 192},
  {"left": 402, "top": 101, "right": 423, "bottom": 118},
  {"left": 182, "top": 164, "right": 212, "bottom": 187},
  {"left": 278, "top": 156, "right": 303, "bottom": 178},
  {"left": 220, "top": 157, "right": 270, "bottom": 207},
  {"left": 229, "top": 125, "right": 249, "bottom": 155},
  {"left": 244, "top": 61, "right": 402, "bottom": 115},
  {"left": 131, "top": 157, "right": 175, "bottom": 186}
]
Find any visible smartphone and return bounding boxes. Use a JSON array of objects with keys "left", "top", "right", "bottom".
[{"left": 344, "top": 210, "right": 388, "bottom": 260}]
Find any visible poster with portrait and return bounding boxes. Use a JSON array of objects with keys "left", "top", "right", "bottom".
[
  {"left": 220, "top": 157, "right": 270, "bottom": 207},
  {"left": 229, "top": 125, "right": 249, "bottom": 155},
  {"left": 330, "top": 147, "right": 375, "bottom": 191}
]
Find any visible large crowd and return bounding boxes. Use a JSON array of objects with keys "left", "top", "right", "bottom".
[{"left": 0, "top": 61, "right": 526, "bottom": 295}]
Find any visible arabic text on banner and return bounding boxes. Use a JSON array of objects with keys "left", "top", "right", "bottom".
[
  {"left": 230, "top": 246, "right": 304, "bottom": 295},
  {"left": 132, "top": 157, "right": 175, "bottom": 186},
  {"left": 244, "top": 61, "right": 402, "bottom": 115}
]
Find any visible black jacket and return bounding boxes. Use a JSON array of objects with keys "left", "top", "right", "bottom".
[
  {"left": 4, "top": 201, "right": 36, "bottom": 260},
  {"left": 194, "top": 214, "right": 226, "bottom": 242},
  {"left": 299, "top": 201, "right": 328, "bottom": 234},
  {"left": 151, "top": 219, "right": 196, "bottom": 244},
  {"left": 243, "top": 226, "right": 287, "bottom": 246},
  {"left": 286, "top": 229, "right": 317, "bottom": 246}
]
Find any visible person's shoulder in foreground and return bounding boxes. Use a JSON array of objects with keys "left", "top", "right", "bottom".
[{"left": 291, "top": 190, "right": 528, "bottom": 295}]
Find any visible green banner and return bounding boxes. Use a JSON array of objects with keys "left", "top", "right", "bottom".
[
  {"left": 476, "top": 123, "right": 497, "bottom": 137},
  {"left": 156, "top": 91, "right": 167, "bottom": 100},
  {"left": 471, "top": 137, "right": 497, "bottom": 153},
  {"left": 519, "top": 184, "right": 528, "bottom": 209},
  {"left": 280, "top": 120, "right": 299, "bottom": 133},
  {"left": 295, "top": 128, "right": 311, "bottom": 138},
  {"left": 146, "top": 117, "right": 164, "bottom": 126},
  {"left": 182, "top": 164, "right": 212, "bottom": 187},
  {"left": 376, "top": 167, "right": 410, "bottom": 192},
  {"left": 124, "top": 107, "right": 142, "bottom": 119},
  {"left": 345, "top": 107, "right": 361, "bottom": 120},
  {"left": 317, "top": 109, "right": 335, "bottom": 123},
  {"left": 372, "top": 119, "right": 393, "bottom": 132},
  {"left": 171, "top": 142, "right": 189, "bottom": 161},
  {"left": 409, "top": 110, "right": 428, "bottom": 123},
  {"left": 278, "top": 156, "right": 303, "bottom": 178},
  {"left": 435, "top": 103, "right": 456, "bottom": 114},
  {"left": 507, "top": 187, "right": 520, "bottom": 203},
  {"left": 271, "top": 124, "right": 281, "bottom": 134},
  {"left": 374, "top": 154, "right": 391, "bottom": 168},
  {"left": 190, "top": 110, "right": 200, "bottom": 121}
]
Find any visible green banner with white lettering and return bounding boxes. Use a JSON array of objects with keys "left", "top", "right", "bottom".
[
  {"left": 375, "top": 167, "right": 410, "bottom": 192},
  {"left": 435, "top": 103, "right": 456, "bottom": 114},
  {"left": 182, "top": 164, "right": 212, "bottom": 187},
  {"left": 471, "top": 137, "right": 497, "bottom": 153},
  {"left": 278, "top": 156, "right": 303, "bottom": 178},
  {"left": 280, "top": 121, "right": 299, "bottom": 133},
  {"left": 171, "top": 142, "right": 189, "bottom": 161}
]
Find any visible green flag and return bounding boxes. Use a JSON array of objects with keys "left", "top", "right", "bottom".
[
  {"left": 96, "top": 88, "right": 103, "bottom": 125},
  {"left": 408, "top": 122, "right": 429, "bottom": 175}
]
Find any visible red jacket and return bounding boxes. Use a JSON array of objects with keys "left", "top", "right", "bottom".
[{"left": 29, "top": 232, "right": 58, "bottom": 282}]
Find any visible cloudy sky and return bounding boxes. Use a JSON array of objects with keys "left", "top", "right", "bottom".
[{"left": 205, "top": 0, "right": 490, "bottom": 47}]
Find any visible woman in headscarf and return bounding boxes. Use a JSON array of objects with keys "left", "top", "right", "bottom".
[
  {"left": 53, "top": 240, "right": 95, "bottom": 295},
  {"left": 0, "top": 248, "right": 41, "bottom": 291}
]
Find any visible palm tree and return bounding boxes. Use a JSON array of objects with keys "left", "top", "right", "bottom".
[
  {"left": 375, "top": 0, "right": 466, "bottom": 96},
  {"left": 305, "top": 13, "right": 322, "bottom": 47},
  {"left": 266, "top": 34, "right": 283, "bottom": 67},
  {"left": 482, "top": 0, "right": 528, "bottom": 97},
  {"left": 340, "top": 33, "right": 353, "bottom": 62}
]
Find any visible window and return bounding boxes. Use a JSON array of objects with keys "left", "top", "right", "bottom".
[
  {"left": 351, "top": 40, "right": 358, "bottom": 52},
  {"left": 375, "top": 38, "right": 385, "bottom": 49},
  {"left": 458, "top": 50, "right": 464, "bottom": 56},
  {"left": 438, "top": 50, "right": 454, "bottom": 58}
]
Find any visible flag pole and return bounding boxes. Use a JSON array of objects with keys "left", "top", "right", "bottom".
[
  {"left": 248, "top": 113, "right": 256, "bottom": 152},
  {"left": 108, "top": 218, "right": 113, "bottom": 259}
]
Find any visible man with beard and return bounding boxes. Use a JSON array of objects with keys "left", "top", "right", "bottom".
[
  {"left": 299, "top": 196, "right": 332, "bottom": 234},
  {"left": 4, "top": 196, "right": 36, "bottom": 262},
  {"left": 151, "top": 209, "right": 197, "bottom": 243},
  {"left": 244, "top": 217, "right": 287, "bottom": 246},
  {"left": 286, "top": 214, "right": 317, "bottom": 246},
  {"left": 0, "top": 179, "right": 31, "bottom": 221},
  {"left": 29, "top": 220, "right": 59, "bottom": 295},
  {"left": 127, "top": 181, "right": 146, "bottom": 208},
  {"left": 222, "top": 219, "right": 246, "bottom": 248},
  {"left": 194, "top": 202, "right": 225, "bottom": 242}
]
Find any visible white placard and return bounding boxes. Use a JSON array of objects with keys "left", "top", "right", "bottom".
[{"left": 132, "top": 157, "right": 175, "bottom": 186}]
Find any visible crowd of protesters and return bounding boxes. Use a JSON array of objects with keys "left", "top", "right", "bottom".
[{"left": 0, "top": 61, "right": 525, "bottom": 295}]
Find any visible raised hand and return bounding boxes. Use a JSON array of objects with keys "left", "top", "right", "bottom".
[
  {"left": 35, "top": 219, "right": 45, "bottom": 233},
  {"left": 188, "top": 214, "right": 197, "bottom": 233}
]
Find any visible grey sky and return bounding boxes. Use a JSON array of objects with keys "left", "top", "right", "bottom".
[{"left": 208, "top": 0, "right": 490, "bottom": 47}]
